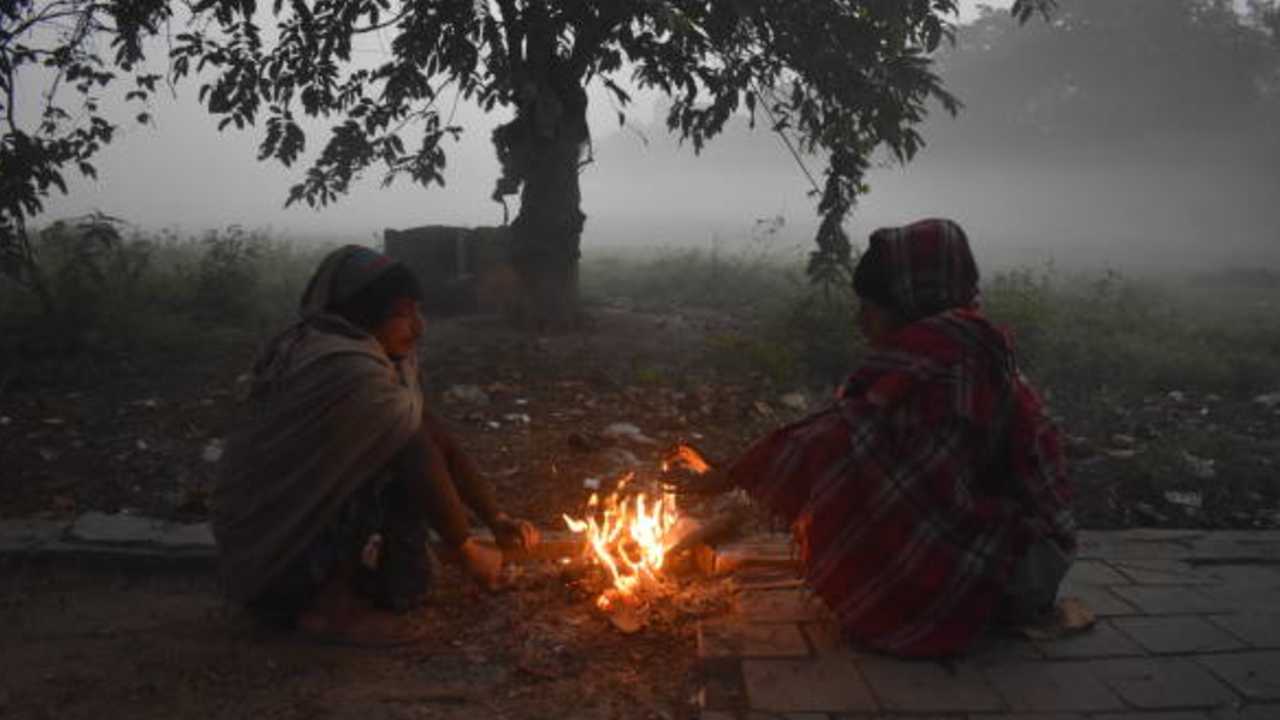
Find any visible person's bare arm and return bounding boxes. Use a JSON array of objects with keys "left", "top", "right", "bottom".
[
  {"left": 420, "top": 408, "right": 502, "bottom": 525},
  {"left": 421, "top": 408, "right": 539, "bottom": 550}
]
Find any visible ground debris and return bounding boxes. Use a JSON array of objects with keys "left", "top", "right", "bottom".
[{"left": 601, "top": 422, "right": 657, "bottom": 446}]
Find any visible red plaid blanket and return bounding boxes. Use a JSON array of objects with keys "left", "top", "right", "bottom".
[{"left": 730, "top": 307, "right": 1074, "bottom": 657}]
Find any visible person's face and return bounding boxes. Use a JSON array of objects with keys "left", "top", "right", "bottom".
[
  {"left": 374, "top": 298, "right": 426, "bottom": 359},
  {"left": 857, "top": 299, "right": 899, "bottom": 347}
]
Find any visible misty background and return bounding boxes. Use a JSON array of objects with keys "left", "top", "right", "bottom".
[{"left": 26, "top": 0, "right": 1280, "bottom": 274}]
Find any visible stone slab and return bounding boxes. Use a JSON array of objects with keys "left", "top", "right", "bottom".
[
  {"left": 800, "top": 620, "right": 846, "bottom": 656},
  {"left": 1113, "top": 559, "right": 1224, "bottom": 585},
  {"left": 1209, "top": 614, "right": 1280, "bottom": 649},
  {"left": 698, "top": 620, "right": 811, "bottom": 659},
  {"left": 970, "top": 715, "right": 1087, "bottom": 720},
  {"left": 1199, "top": 585, "right": 1280, "bottom": 614},
  {"left": 967, "top": 635, "right": 1045, "bottom": 664},
  {"left": 1037, "top": 620, "right": 1146, "bottom": 659},
  {"left": 985, "top": 661, "right": 1125, "bottom": 712},
  {"left": 1057, "top": 583, "right": 1140, "bottom": 616},
  {"left": 1199, "top": 651, "right": 1280, "bottom": 701},
  {"left": 696, "top": 657, "right": 746, "bottom": 712},
  {"left": 967, "top": 712, "right": 1090, "bottom": 717},
  {"left": 65, "top": 511, "right": 214, "bottom": 549},
  {"left": 1095, "top": 707, "right": 1213, "bottom": 712},
  {"left": 1092, "top": 657, "right": 1238, "bottom": 709},
  {"left": 1112, "top": 616, "right": 1247, "bottom": 655},
  {"left": 741, "top": 656, "right": 876, "bottom": 713},
  {"left": 1190, "top": 563, "right": 1280, "bottom": 589},
  {"left": 1210, "top": 707, "right": 1280, "bottom": 719},
  {"left": 701, "top": 707, "right": 829, "bottom": 712},
  {"left": 1065, "top": 560, "right": 1129, "bottom": 585},
  {"left": 856, "top": 657, "right": 1004, "bottom": 713},
  {"left": 737, "top": 589, "right": 829, "bottom": 624},
  {"left": 1111, "top": 585, "right": 1233, "bottom": 615}
]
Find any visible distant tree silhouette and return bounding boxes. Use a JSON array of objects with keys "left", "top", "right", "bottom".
[
  {"left": 935, "top": 0, "right": 1280, "bottom": 148},
  {"left": 3, "top": 1, "right": 1056, "bottom": 323}
]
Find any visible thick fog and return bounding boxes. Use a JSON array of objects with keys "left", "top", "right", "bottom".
[{"left": 27, "top": 0, "right": 1280, "bottom": 274}]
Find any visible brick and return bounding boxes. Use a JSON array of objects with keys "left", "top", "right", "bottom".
[
  {"left": 1095, "top": 707, "right": 1213, "bottom": 712},
  {"left": 699, "top": 620, "right": 810, "bottom": 659},
  {"left": 1198, "top": 564, "right": 1280, "bottom": 589},
  {"left": 1209, "top": 614, "right": 1280, "bottom": 648},
  {"left": 701, "top": 707, "right": 829, "bottom": 712},
  {"left": 1112, "top": 616, "right": 1246, "bottom": 655},
  {"left": 1199, "top": 585, "right": 1280, "bottom": 614},
  {"left": 856, "top": 657, "right": 1004, "bottom": 713},
  {"left": 970, "top": 715, "right": 1085, "bottom": 720},
  {"left": 1065, "top": 560, "right": 1128, "bottom": 585},
  {"left": 1057, "top": 583, "right": 1139, "bottom": 616},
  {"left": 1037, "top": 620, "right": 1146, "bottom": 659},
  {"left": 741, "top": 656, "right": 877, "bottom": 713},
  {"left": 1187, "top": 532, "right": 1280, "bottom": 560},
  {"left": 1091, "top": 657, "right": 1237, "bottom": 709},
  {"left": 985, "top": 661, "right": 1125, "bottom": 712},
  {"left": 800, "top": 620, "right": 846, "bottom": 655},
  {"left": 1199, "top": 651, "right": 1280, "bottom": 701},
  {"left": 1210, "top": 707, "right": 1280, "bottom": 719},
  {"left": 697, "top": 657, "right": 746, "bottom": 712},
  {"left": 1113, "top": 559, "right": 1222, "bottom": 585},
  {"left": 1111, "top": 586, "right": 1232, "bottom": 615},
  {"left": 967, "top": 634, "right": 1044, "bottom": 664},
  {"left": 737, "top": 589, "right": 829, "bottom": 624}
]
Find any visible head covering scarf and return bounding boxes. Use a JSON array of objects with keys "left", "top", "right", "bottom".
[
  {"left": 213, "top": 245, "right": 425, "bottom": 603},
  {"left": 854, "top": 218, "right": 980, "bottom": 321},
  {"left": 729, "top": 221, "right": 1075, "bottom": 657},
  {"left": 300, "top": 244, "right": 400, "bottom": 319}
]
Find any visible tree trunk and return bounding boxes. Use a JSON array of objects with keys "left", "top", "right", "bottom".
[{"left": 503, "top": 79, "right": 589, "bottom": 331}]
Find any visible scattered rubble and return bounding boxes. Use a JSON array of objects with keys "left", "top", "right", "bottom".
[
  {"left": 601, "top": 422, "right": 657, "bottom": 446},
  {"left": 1182, "top": 451, "right": 1217, "bottom": 480},
  {"left": 444, "top": 384, "right": 491, "bottom": 405},
  {"left": 1164, "top": 490, "right": 1204, "bottom": 514},
  {"left": 779, "top": 392, "right": 809, "bottom": 411},
  {"left": 201, "top": 439, "right": 224, "bottom": 463},
  {"left": 1254, "top": 391, "right": 1280, "bottom": 409}
]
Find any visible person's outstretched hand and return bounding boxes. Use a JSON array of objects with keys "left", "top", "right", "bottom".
[
  {"left": 491, "top": 513, "right": 540, "bottom": 552},
  {"left": 662, "top": 443, "right": 735, "bottom": 495}
]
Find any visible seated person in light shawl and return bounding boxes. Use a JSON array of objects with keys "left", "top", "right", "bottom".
[
  {"left": 214, "top": 245, "right": 539, "bottom": 646},
  {"left": 667, "top": 219, "right": 1076, "bottom": 658}
]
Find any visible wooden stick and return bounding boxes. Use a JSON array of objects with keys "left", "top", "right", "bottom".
[{"left": 664, "top": 509, "right": 747, "bottom": 558}]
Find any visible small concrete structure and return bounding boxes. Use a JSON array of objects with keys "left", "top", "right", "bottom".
[{"left": 383, "top": 224, "right": 514, "bottom": 315}]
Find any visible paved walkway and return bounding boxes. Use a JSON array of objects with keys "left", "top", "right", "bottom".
[
  {"left": 697, "top": 530, "right": 1280, "bottom": 719},
  {"left": 3, "top": 515, "right": 1278, "bottom": 718}
]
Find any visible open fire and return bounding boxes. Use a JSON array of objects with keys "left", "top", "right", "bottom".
[{"left": 562, "top": 472, "right": 681, "bottom": 610}]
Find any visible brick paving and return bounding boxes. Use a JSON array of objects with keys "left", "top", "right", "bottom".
[{"left": 693, "top": 530, "right": 1280, "bottom": 719}]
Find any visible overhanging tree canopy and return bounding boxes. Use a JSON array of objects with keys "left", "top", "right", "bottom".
[{"left": 3, "top": 0, "right": 1054, "bottom": 321}]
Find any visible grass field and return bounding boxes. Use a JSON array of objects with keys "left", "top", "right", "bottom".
[{"left": 2, "top": 224, "right": 1279, "bottom": 530}]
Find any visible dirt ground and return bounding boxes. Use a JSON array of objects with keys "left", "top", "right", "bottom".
[
  {"left": 2, "top": 303, "right": 1279, "bottom": 719},
  {"left": 0, "top": 556, "right": 729, "bottom": 720},
  {"left": 0, "top": 306, "right": 780, "bottom": 525}
]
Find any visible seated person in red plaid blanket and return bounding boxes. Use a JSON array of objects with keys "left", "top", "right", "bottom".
[{"left": 668, "top": 218, "right": 1076, "bottom": 658}]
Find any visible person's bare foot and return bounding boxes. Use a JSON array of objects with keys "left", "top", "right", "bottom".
[{"left": 457, "top": 537, "right": 505, "bottom": 591}]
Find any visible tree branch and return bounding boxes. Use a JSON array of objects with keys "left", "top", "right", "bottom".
[
  {"left": 496, "top": 0, "right": 524, "bottom": 79},
  {"left": 350, "top": 7, "right": 410, "bottom": 35}
]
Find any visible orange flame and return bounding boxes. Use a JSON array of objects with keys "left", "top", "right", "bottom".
[{"left": 562, "top": 472, "right": 679, "bottom": 609}]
